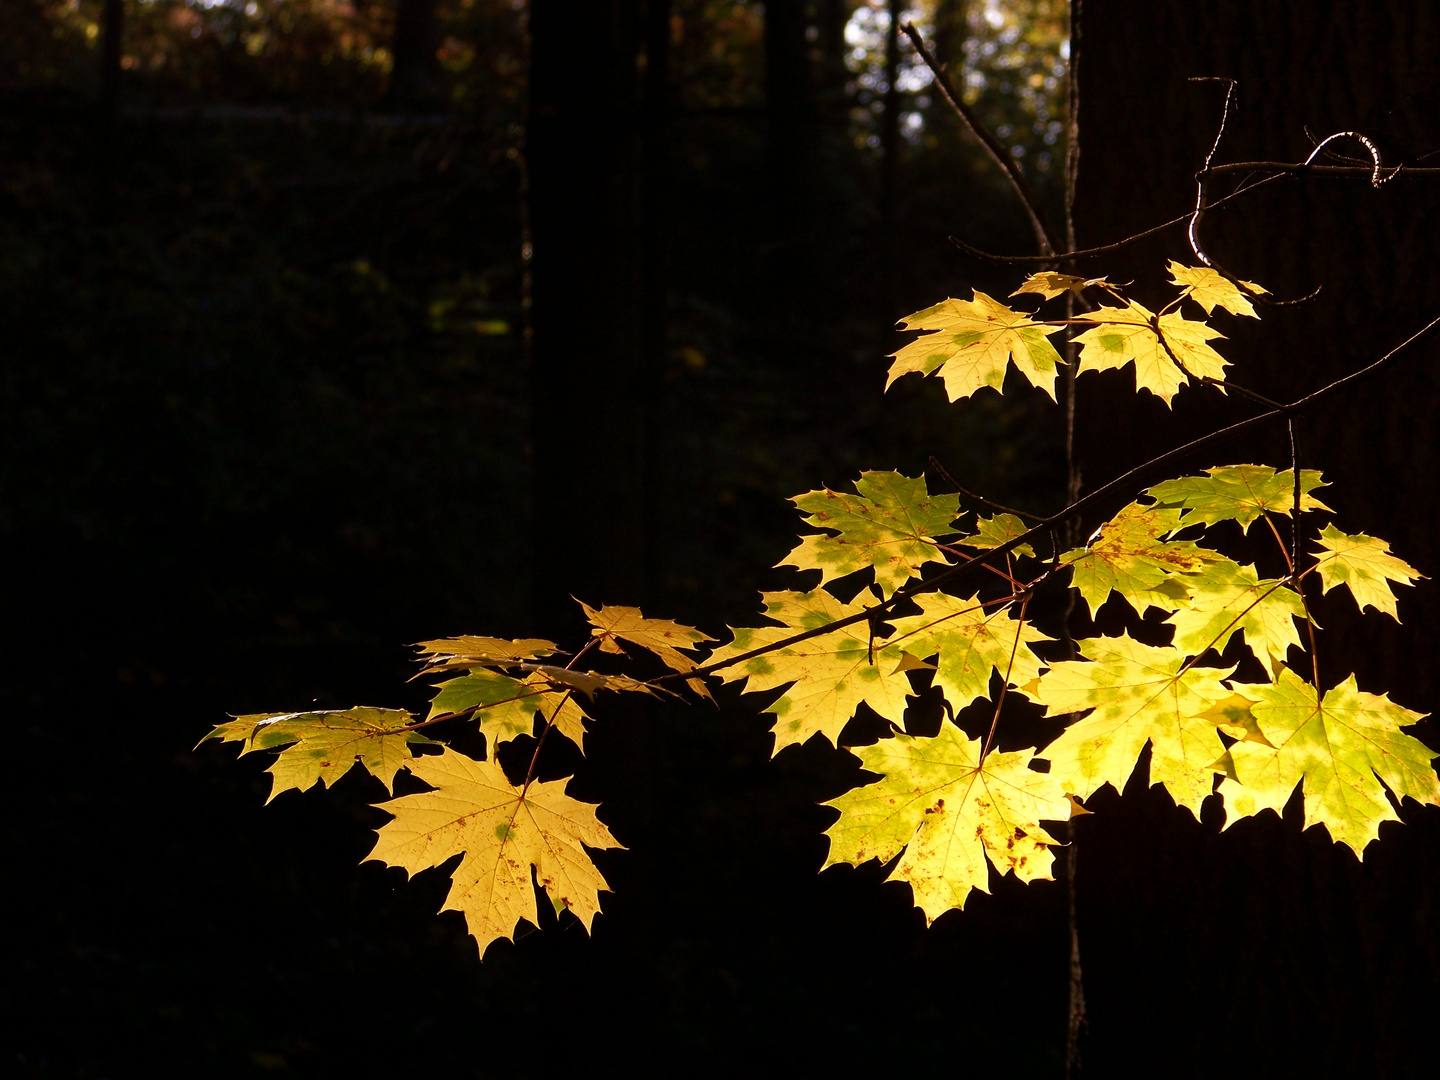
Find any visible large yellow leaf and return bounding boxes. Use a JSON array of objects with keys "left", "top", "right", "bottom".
[
  {"left": 1166, "top": 261, "right": 1267, "bottom": 318},
  {"left": 706, "top": 590, "right": 914, "bottom": 754},
  {"left": 1220, "top": 671, "right": 1440, "bottom": 853},
  {"left": 889, "top": 593, "right": 1051, "bottom": 716},
  {"left": 887, "top": 292, "right": 1064, "bottom": 401},
  {"left": 1033, "top": 635, "right": 1237, "bottom": 815},
  {"left": 1163, "top": 560, "right": 1305, "bottom": 674},
  {"left": 824, "top": 724, "right": 1070, "bottom": 922},
  {"left": 1061, "top": 501, "right": 1225, "bottom": 618},
  {"left": 1310, "top": 525, "right": 1423, "bottom": 620},
  {"left": 1074, "top": 300, "right": 1228, "bottom": 404},
  {"left": 201, "top": 707, "right": 433, "bottom": 802},
  {"left": 1147, "top": 465, "right": 1330, "bottom": 534},
  {"left": 779, "top": 471, "right": 961, "bottom": 598},
  {"left": 368, "top": 749, "right": 623, "bottom": 957}
]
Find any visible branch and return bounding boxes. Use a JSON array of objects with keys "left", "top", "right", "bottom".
[
  {"left": 668, "top": 311, "right": 1440, "bottom": 683},
  {"left": 900, "top": 22, "right": 1063, "bottom": 258}
]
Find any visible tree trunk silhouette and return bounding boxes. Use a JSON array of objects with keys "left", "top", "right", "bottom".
[{"left": 1068, "top": 3, "right": 1440, "bottom": 1074}]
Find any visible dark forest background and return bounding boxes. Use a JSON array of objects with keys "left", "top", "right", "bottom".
[{"left": 4, "top": 1, "right": 1439, "bottom": 1076}]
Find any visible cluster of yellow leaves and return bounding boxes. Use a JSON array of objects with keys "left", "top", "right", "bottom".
[
  {"left": 718, "top": 463, "right": 1436, "bottom": 924},
  {"left": 203, "top": 600, "right": 711, "bottom": 957},
  {"left": 888, "top": 264, "right": 1268, "bottom": 406}
]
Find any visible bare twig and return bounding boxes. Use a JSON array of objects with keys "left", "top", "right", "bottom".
[
  {"left": 901, "top": 22, "right": 1063, "bottom": 257},
  {"left": 929, "top": 455, "right": 1049, "bottom": 522}
]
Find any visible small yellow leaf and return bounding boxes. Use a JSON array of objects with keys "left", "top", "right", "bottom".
[
  {"left": 578, "top": 601, "right": 715, "bottom": 699},
  {"left": 1167, "top": 261, "right": 1267, "bottom": 318},
  {"left": 1011, "top": 272, "right": 1108, "bottom": 300},
  {"left": 1310, "top": 525, "right": 1424, "bottom": 620},
  {"left": 1074, "top": 300, "right": 1228, "bottom": 404}
]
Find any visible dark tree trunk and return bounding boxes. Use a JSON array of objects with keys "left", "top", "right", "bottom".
[
  {"left": 1067, "top": 3, "right": 1440, "bottom": 1074},
  {"left": 763, "top": 0, "right": 817, "bottom": 250},
  {"left": 383, "top": 0, "right": 446, "bottom": 110},
  {"left": 527, "top": 0, "right": 653, "bottom": 633}
]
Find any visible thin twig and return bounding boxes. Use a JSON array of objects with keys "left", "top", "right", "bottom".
[
  {"left": 929, "top": 455, "right": 1050, "bottom": 522},
  {"left": 901, "top": 22, "right": 1062, "bottom": 257}
]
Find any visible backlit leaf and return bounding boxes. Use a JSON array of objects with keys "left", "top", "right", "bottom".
[
  {"left": 1033, "top": 635, "right": 1235, "bottom": 815},
  {"left": 965, "top": 512, "right": 1037, "bottom": 558},
  {"left": 1074, "top": 300, "right": 1228, "bottom": 404},
  {"left": 1062, "top": 501, "right": 1225, "bottom": 618},
  {"left": 1163, "top": 560, "right": 1306, "bottom": 673},
  {"left": 1310, "top": 525, "right": 1423, "bottom": 619},
  {"left": 824, "top": 724, "right": 1069, "bottom": 922},
  {"left": 368, "top": 749, "right": 623, "bottom": 957},
  {"left": 1220, "top": 671, "right": 1440, "bottom": 853},
  {"left": 579, "top": 601, "right": 716, "bottom": 698},
  {"left": 780, "top": 471, "right": 961, "bottom": 598},
  {"left": 888, "top": 292, "right": 1064, "bottom": 401},
  {"left": 707, "top": 590, "right": 913, "bottom": 753},
  {"left": 202, "top": 707, "right": 433, "bottom": 802},
  {"left": 1167, "top": 261, "right": 1267, "bottom": 318},
  {"left": 1147, "top": 465, "right": 1330, "bottom": 534},
  {"left": 1011, "top": 272, "right": 1108, "bottom": 300}
]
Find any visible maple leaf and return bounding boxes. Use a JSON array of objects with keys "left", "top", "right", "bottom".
[
  {"left": 1166, "top": 261, "right": 1267, "bottom": 318},
  {"left": 779, "top": 471, "right": 961, "bottom": 598},
  {"left": 888, "top": 593, "right": 1051, "bottom": 717},
  {"left": 1163, "top": 560, "right": 1306, "bottom": 673},
  {"left": 887, "top": 292, "right": 1064, "bottom": 401},
  {"left": 1146, "top": 465, "right": 1331, "bottom": 534},
  {"left": 427, "top": 669, "right": 591, "bottom": 750},
  {"left": 1073, "top": 300, "right": 1228, "bottom": 404},
  {"left": 578, "top": 600, "right": 716, "bottom": 698},
  {"left": 1010, "top": 272, "right": 1108, "bottom": 300},
  {"left": 1033, "top": 635, "right": 1237, "bottom": 815},
  {"left": 1062, "top": 501, "right": 1225, "bottom": 618},
  {"left": 965, "top": 512, "right": 1037, "bottom": 558},
  {"left": 823, "top": 724, "right": 1070, "bottom": 922},
  {"left": 415, "top": 636, "right": 560, "bottom": 673},
  {"left": 368, "top": 748, "right": 623, "bottom": 957},
  {"left": 706, "top": 590, "right": 913, "bottom": 754},
  {"left": 201, "top": 707, "right": 434, "bottom": 802},
  {"left": 1310, "top": 524, "right": 1423, "bottom": 619},
  {"left": 1220, "top": 670, "right": 1440, "bottom": 853}
]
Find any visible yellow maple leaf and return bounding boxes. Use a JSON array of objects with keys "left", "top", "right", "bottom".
[
  {"left": 1146, "top": 464, "right": 1331, "bottom": 534},
  {"left": 1163, "top": 560, "right": 1306, "bottom": 674},
  {"left": 1310, "top": 524, "right": 1424, "bottom": 620},
  {"left": 778, "top": 471, "right": 961, "bottom": 599},
  {"left": 578, "top": 600, "right": 716, "bottom": 699},
  {"left": 964, "top": 512, "right": 1037, "bottom": 558},
  {"left": 1061, "top": 501, "right": 1225, "bottom": 618},
  {"left": 706, "top": 590, "right": 914, "bottom": 754},
  {"left": 1220, "top": 670, "right": 1440, "bottom": 853},
  {"left": 888, "top": 593, "right": 1052, "bottom": 716},
  {"left": 1167, "top": 261, "right": 1267, "bottom": 318},
  {"left": 368, "top": 748, "right": 623, "bottom": 957},
  {"left": 201, "top": 707, "right": 433, "bottom": 802},
  {"left": 887, "top": 291, "right": 1064, "bottom": 401},
  {"left": 414, "top": 636, "right": 561, "bottom": 673},
  {"left": 1073, "top": 300, "right": 1228, "bottom": 404},
  {"left": 426, "top": 669, "right": 591, "bottom": 750},
  {"left": 1010, "top": 272, "right": 1108, "bottom": 300},
  {"left": 824, "top": 724, "right": 1070, "bottom": 922},
  {"left": 1033, "top": 635, "right": 1237, "bottom": 816}
]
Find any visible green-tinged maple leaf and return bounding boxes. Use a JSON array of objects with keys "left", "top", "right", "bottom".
[
  {"left": 889, "top": 593, "right": 1051, "bottom": 717},
  {"left": 888, "top": 292, "right": 1064, "bottom": 401},
  {"left": 1147, "top": 465, "right": 1331, "bottom": 534},
  {"left": 368, "top": 749, "right": 623, "bottom": 957},
  {"left": 1164, "top": 560, "right": 1306, "bottom": 673},
  {"left": 779, "top": 471, "right": 961, "bottom": 598},
  {"left": 706, "top": 590, "right": 913, "bottom": 753},
  {"left": 965, "top": 512, "right": 1037, "bottom": 558},
  {"left": 1061, "top": 501, "right": 1225, "bottom": 618},
  {"left": 427, "top": 669, "right": 590, "bottom": 750},
  {"left": 578, "top": 601, "right": 715, "bottom": 698},
  {"left": 823, "top": 725, "right": 1069, "bottom": 922},
  {"left": 415, "top": 636, "right": 560, "bottom": 673},
  {"left": 201, "top": 708, "right": 433, "bottom": 802},
  {"left": 1310, "top": 525, "right": 1423, "bottom": 619},
  {"left": 1011, "top": 272, "right": 1108, "bottom": 300},
  {"left": 1220, "top": 670, "right": 1440, "bottom": 853},
  {"left": 1073, "top": 300, "right": 1228, "bottom": 404},
  {"left": 1166, "top": 261, "right": 1267, "bottom": 317},
  {"left": 1033, "top": 635, "right": 1236, "bottom": 815}
]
